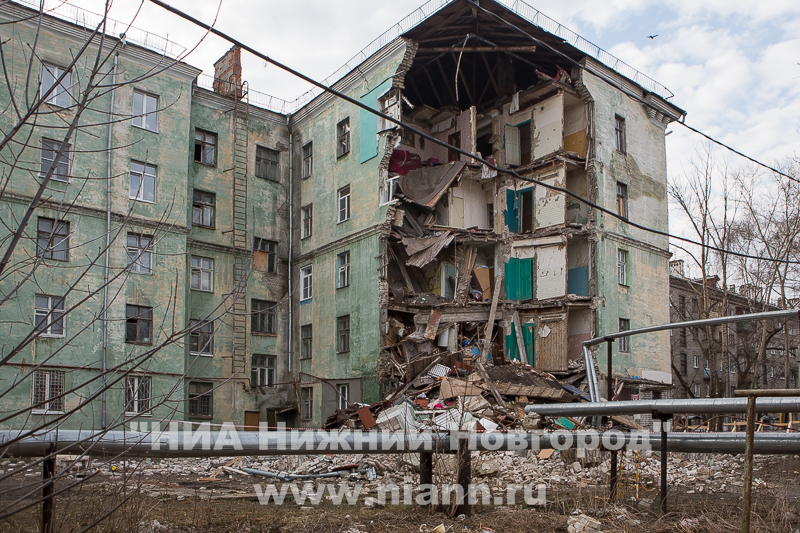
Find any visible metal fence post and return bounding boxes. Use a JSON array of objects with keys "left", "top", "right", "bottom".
[
  {"left": 42, "top": 444, "right": 55, "bottom": 533},
  {"left": 741, "top": 394, "right": 756, "bottom": 532},
  {"left": 658, "top": 414, "right": 669, "bottom": 514},
  {"left": 607, "top": 339, "right": 618, "bottom": 502}
]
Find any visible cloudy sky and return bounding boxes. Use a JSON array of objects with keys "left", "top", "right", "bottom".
[{"left": 58, "top": 0, "right": 800, "bottom": 246}]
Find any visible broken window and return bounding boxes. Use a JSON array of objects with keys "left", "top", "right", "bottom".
[
  {"left": 379, "top": 176, "right": 399, "bottom": 205},
  {"left": 302, "top": 142, "right": 313, "bottom": 178},
  {"left": 617, "top": 249, "right": 629, "bottom": 286},
  {"left": 255, "top": 146, "right": 279, "bottom": 181},
  {"left": 300, "top": 325, "right": 312, "bottom": 360},
  {"left": 126, "top": 233, "right": 152, "bottom": 274},
  {"left": 337, "top": 118, "right": 350, "bottom": 158},
  {"left": 188, "top": 382, "right": 212, "bottom": 418},
  {"left": 133, "top": 91, "right": 159, "bottom": 132},
  {"left": 194, "top": 129, "right": 217, "bottom": 166},
  {"left": 190, "top": 256, "right": 214, "bottom": 291},
  {"left": 251, "top": 299, "right": 276, "bottom": 334},
  {"left": 300, "top": 387, "right": 313, "bottom": 420},
  {"left": 618, "top": 318, "right": 630, "bottom": 352},
  {"left": 129, "top": 161, "right": 156, "bottom": 203},
  {"left": 519, "top": 189, "right": 533, "bottom": 233},
  {"left": 124, "top": 376, "right": 151, "bottom": 415},
  {"left": 337, "top": 383, "right": 349, "bottom": 410},
  {"left": 300, "top": 265, "right": 313, "bottom": 301},
  {"left": 337, "top": 315, "right": 350, "bottom": 354},
  {"left": 336, "top": 251, "right": 350, "bottom": 289},
  {"left": 614, "top": 115, "right": 626, "bottom": 154},
  {"left": 254, "top": 237, "right": 277, "bottom": 273},
  {"left": 338, "top": 185, "right": 351, "bottom": 223},
  {"left": 251, "top": 355, "right": 275, "bottom": 387},
  {"left": 37, "top": 217, "right": 69, "bottom": 261},
  {"left": 126, "top": 305, "right": 152, "bottom": 345},
  {"left": 616, "top": 182, "right": 628, "bottom": 220},
  {"left": 189, "top": 319, "right": 213, "bottom": 355},
  {"left": 41, "top": 63, "right": 71, "bottom": 107},
  {"left": 40, "top": 139, "right": 70, "bottom": 182},
  {"left": 192, "top": 190, "right": 216, "bottom": 228},
  {"left": 301, "top": 205, "right": 313, "bottom": 239},
  {"left": 32, "top": 370, "right": 65, "bottom": 412},
  {"left": 34, "top": 294, "right": 65, "bottom": 337}
]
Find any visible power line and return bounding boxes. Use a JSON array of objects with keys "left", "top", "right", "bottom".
[{"left": 146, "top": 0, "right": 800, "bottom": 265}]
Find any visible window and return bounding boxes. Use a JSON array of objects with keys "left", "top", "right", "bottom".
[
  {"left": 41, "top": 63, "right": 71, "bottom": 107},
  {"left": 618, "top": 318, "right": 630, "bottom": 352},
  {"left": 616, "top": 182, "right": 628, "bottom": 219},
  {"left": 194, "top": 130, "right": 217, "bottom": 166},
  {"left": 336, "top": 251, "right": 350, "bottom": 289},
  {"left": 337, "top": 315, "right": 350, "bottom": 354},
  {"left": 251, "top": 355, "right": 275, "bottom": 387},
  {"left": 379, "top": 176, "right": 399, "bottom": 205},
  {"left": 678, "top": 295, "right": 686, "bottom": 316},
  {"left": 40, "top": 139, "right": 70, "bottom": 182},
  {"left": 32, "top": 370, "right": 65, "bottom": 412},
  {"left": 693, "top": 384, "right": 698, "bottom": 397},
  {"left": 132, "top": 91, "right": 158, "bottom": 132},
  {"left": 188, "top": 382, "right": 212, "bottom": 418},
  {"left": 254, "top": 238, "right": 277, "bottom": 273},
  {"left": 679, "top": 354, "right": 687, "bottom": 375},
  {"left": 617, "top": 249, "right": 629, "bottom": 286},
  {"left": 251, "top": 299, "right": 277, "bottom": 335},
  {"left": 300, "top": 387, "right": 313, "bottom": 420},
  {"left": 190, "top": 256, "right": 214, "bottom": 291},
  {"left": 189, "top": 320, "right": 214, "bottom": 355},
  {"left": 791, "top": 347, "right": 797, "bottom": 358},
  {"left": 255, "top": 146, "right": 279, "bottom": 181},
  {"left": 337, "top": 383, "right": 349, "bottom": 410},
  {"left": 302, "top": 142, "right": 313, "bottom": 178},
  {"left": 614, "top": 115, "right": 626, "bottom": 154},
  {"left": 730, "top": 360, "right": 736, "bottom": 374},
  {"left": 680, "top": 328, "right": 687, "bottom": 348},
  {"left": 126, "top": 305, "right": 153, "bottom": 344},
  {"left": 300, "top": 265, "right": 313, "bottom": 301},
  {"left": 129, "top": 161, "right": 156, "bottom": 203},
  {"left": 34, "top": 294, "right": 65, "bottom": 337},
  {"left": 693, "top": 355, "right": 699, "bottom": 369},
  {"left": 337, "top": 118, "right": 350, "bottom": 157},
  {"left": 300, "top": 325, "right": 312, "bottom": 360},
  {"left": 301, "top": 205, "right": 313, "bottom": 239},
  {"left": 705, "top": 358, "right": 709, "bottom": 369},
  {"left": 124, "top": 376, "right": 151, "bottom": 415},
  {"left": 192, "top": 190, "right": 216, "bottom": 228},
  {"left": 126, "top": 233, "right": 152, "bottom": 274},
  {"left": 37, "top": 217, "right": 69, "bottom": 261},
  {"left": 487, "top": 203, "right": 494, "bottom": 228},
  {"left": 338, "top": 185, "right": 351, "bottom": 223}
]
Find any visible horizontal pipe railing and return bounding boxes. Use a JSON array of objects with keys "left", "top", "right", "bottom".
[
  {"left": 525, "top": 397, "right": 800, "bottom": 417},
  {"left": 3, "top": 430, "right": 800, "bottom": 457}
]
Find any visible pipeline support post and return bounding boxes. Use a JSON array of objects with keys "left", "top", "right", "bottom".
[
  {"left": 456, "top": 438, "right": 471, "bottom": 516},
  {"left": 420, "top": 451, "right": 433, "bottom": 487},
  {"left": 606, "top": 339, "right": 617, "bottom": 503},
  {"left": 657, "top": 413, "right": 670, "bottom": 514},
  {"left": 42, "top": 444, "right": 55, "bottom": 533}
]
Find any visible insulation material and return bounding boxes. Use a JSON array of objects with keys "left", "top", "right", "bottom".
[
  {"left": 536, "top": 314, "right": 568, "bottom": 371},
  {"left": 456, "top": 107, "right": 477, "bottom": 162},
  {"left": 563, "top": 94, "right": 587, "bottom": 157},
  {"left": 533, "top": 93, "right": 563, "bottom": 160},
  {"left": 535, "top": 167, "right": 565, "bottom": 229},
  {"left": 403, "top": 231, "right": 453, "bottom": 268},
  {"left": 535, "top": 244, "right": 566, "bottom": 300},
  {"left": 567, "top": 309, "right": 592, "bottom": 362},
  {"left": 452, "top": 178, "right": 490, "bottom": 228}
]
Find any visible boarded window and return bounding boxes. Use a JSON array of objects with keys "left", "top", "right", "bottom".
[
  {"left": 254, "top": 238, "right": 277, "bottom": 273},
  {"left": 448, "top": 131, "right": 461, "bottom": 162}
]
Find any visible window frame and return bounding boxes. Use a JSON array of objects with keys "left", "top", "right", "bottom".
[
  {"left": 126, "top": 233, "right": 153, "bottom": 275},
  {"left": 132, "top": 90, "right": 159, "bottom": 132},
  {"left": 300, "top": 325, "right": 312, "bottom": 360},
  {"left": 129, "top": 161, "right": 157, "bottom": 203},
  {"left": 194, "top": 129, "right": 217, "bottom": 166},
  {"left": 337, "top": 383, "right": 349, "bottom": 410},
  {"left": 189, "top": 319, "right": 214, "bottom": 356},
  {"left": 302, "top": 141, "right": 313, "bottom": 178},
  {"left": 34, "top": 294, "right": 65, "bottom": 338},
  {"left": 190, "top": 256, "right": 214, "bottom": 292},
  {"left": 337, "top": 185, "right": 351, "bottom": 223},
  {"left": 679, "top": 353, "right": 687, "bottom": 375},
  {"left": 36, "top": 217, "right": 69, "bottom": 262},
  {"left": 300, "top": 387, "right": 313, "bottom": 420},
  {"left": 337, "top": 118, "right": 350, "bottom": 158},
  {"left": 255, "top": 145, "right": 280, "bottom": 181},
  {"left": 32, "top": 370, "right": 65, "bottom": 413},
  {"left": 379, "top": 176, "right": 399, "bottom": 206},
  {"left": 618, "top": 318, "right": 630, "bottom": 353},
  {"left": 188, "top": 382, "right": 213, "bottom": 419},
  {"left": 125, "top": 305, "right": 153, "bottom": 345},
  {"left": 693, "top": 355, "right": 699, "bottom": 369},
  {"left": 124, "top": 375, "right": 152, "bottom": 415},
  {"left": 250, "top": 354, "right": 276, "bottom": 388},
  {"left": 337, "top": 315, "right": 350, "bottom": 354},
  {"left": 251, "top": 299, "right": 277, "bottom": 335},
  {"left": 192, "top": 190, "right": 216, "bottom": 229},
  {"left": 336, "top": 250, "right": 350, "bottom": 289},
  {"left": 614, "top": 114, "right": 626, "bottom": 154},
  {"left": 300, "top": 265, "right": 313, "bottom": 301},
  {"left": 41, "top": 63, "right": 71, "bottom": 108},
  {"left": 617, "top": 248, "right": 629, "bottom": 286},
  {"left": 40, "top": 139, "right": 71, "bottom": 182},
  {"left": 301, "top": 204, "right": 313, "bottom": 239},
  {"left": 254, "top": 237, "right": 278, "bottom": 273},
  {"left": 616, "top": 182, "right": 628, "bottom": 220}
]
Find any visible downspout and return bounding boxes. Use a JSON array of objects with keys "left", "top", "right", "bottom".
[
  {"left": 102, "top": 52, "right": 119, "bottom": 429},
  {"left": 287, "top": 117, "right": 293, "bottom": 375}
]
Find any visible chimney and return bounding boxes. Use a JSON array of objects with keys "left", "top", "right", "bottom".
[
  {"left": 213, "top": 45, "right": 242, "bottom": 99},
  {"left": 669, "top": 260, "right": 684, "bottom": 277}
]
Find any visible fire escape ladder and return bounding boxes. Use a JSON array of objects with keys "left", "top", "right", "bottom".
[{"left": 231, "top": 81, "right": 250, "bottom": 376}]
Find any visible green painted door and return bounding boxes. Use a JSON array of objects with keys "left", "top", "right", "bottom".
[{"left": 523, "top": 323, "right": 535, "bottom": 366}]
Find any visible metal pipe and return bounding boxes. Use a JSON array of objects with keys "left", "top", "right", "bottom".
[
  {"left": 582, "top": 346, "right": 597, "bottom": 402},
  {"left": 241, "top": 467, "right": 345, "bottom": 481},
  {"left": 4, "top": 430, "right": 800, "bottom": 457},
  {"left": 525, "top": 397, "right": 800, "bottom": 416},
  {"left": 287, "top": 120, "right": 293, "bottom": 375}
]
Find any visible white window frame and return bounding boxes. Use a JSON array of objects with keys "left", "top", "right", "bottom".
[
  {"left": 337, "top": 118, "right": 350, "bottom": 158},
  {"left": 302, "top": 141, "right": 313, "bottom": 178},
  {"left": 32, "top": 370, "right": 65, "bottom": 413},
  {"left": 336, "top": 251, "right": 350, "bottom": 289},
  {"left": 189, "top": 319, "right": 214, "bottom": 356},
  {"left": 190, "top": 256, "right": 214, "bottom": 292},
  {"left": 338, "top": 185, "right": 351, "bottom": 223},
  {"left": 126, "top": 233, "right": 152, "bottom": 274},
  {"left": 40, "top": 139, "right": 71, "bottom": 182},
  {"left": 379, "top": 176, "right": 399, "bottom": 206},
  {"left": 300, "top": 265, "right": 313, "bottom": 301},
  {"left": 617, "top": 249, "right": 628, "bottom": 286},
  {"left": 693, "top": 355, "right": 699, "bottom": 369},
  {"left": 132, "top": 91, "right": 159, "bottom": 132},
  {"left": 300, "top": 387, "right": 313, "bottom": 420},
  {"left": 129, "top": 161, "right": 157, "bottom": 203},
  {"left": 41, "top": 63, "right": 71, "bottom": 108},
  {"left": 34, "top": 294, "right": 65, "bottom": 338},
  {"left": 251, "top": 355, "right": 276, "bottom": 387},
  {"left": 192, "top": 190, "right": 216, "bottom": 228},
  {"left": 301, "top": 204, "right": 313, "bottom": 239},
  {"left": 337, "top": 383, "right": 349, "bottom": 410},
  {"left": 124, "top": 376, "right": 152, "bottom": 415}
]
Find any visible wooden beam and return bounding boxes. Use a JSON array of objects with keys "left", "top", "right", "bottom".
[
  {"left": 512, "top": 309, "right": 529, "bottom": 365},
  {"left": 435, "top": 58, "right": 458, "bottom": 104},
  {"left": 450, "top": 52, "right": 475, "bottom": 105},
  {"left": 479, "top": 274, "right": 503, "bottom": 362},
  {"left": 480, "top": 52, "right": 501, "bottom": 94},
  {"left": 422, "top": 66, "right": 444, "bottom": 108},
  {"left": 475, "top": 360, "right": 506, "bottom": 409},
  {"left": 419, "top": 46, "right": 537, "bottom": 53}
]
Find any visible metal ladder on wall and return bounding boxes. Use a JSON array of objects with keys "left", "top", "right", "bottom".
[{"left": 231, "top": 81, "right": 249, "bottom": 376}]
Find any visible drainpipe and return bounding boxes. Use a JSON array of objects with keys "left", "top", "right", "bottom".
[
  {"left": 101, "top": 52, "right": 119, "bottom": 429},
  {"left": 287, "top": 117, "right": 293, "bottom": 375}
]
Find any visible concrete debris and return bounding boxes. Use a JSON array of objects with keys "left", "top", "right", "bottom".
[{"left": 568, "top": 514, "right": 603, "bottom": 533}]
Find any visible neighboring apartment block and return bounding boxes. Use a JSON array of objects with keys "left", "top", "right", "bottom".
[{"left": 0, "top": 0, "right": 685, "bottom": 429}]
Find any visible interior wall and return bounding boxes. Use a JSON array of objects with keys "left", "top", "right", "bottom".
[{"left": 567, "top": 308, "right": 593, "bottom": 362}]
